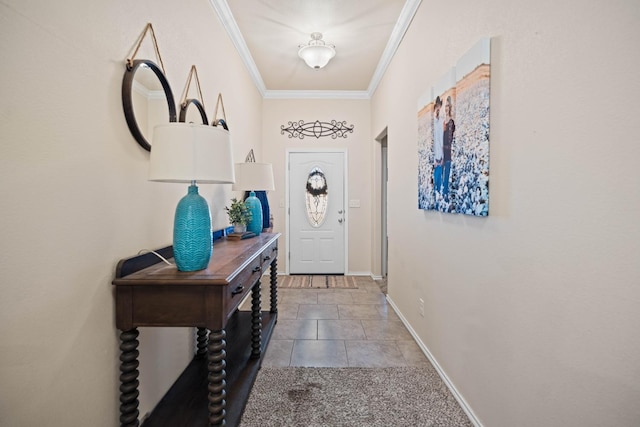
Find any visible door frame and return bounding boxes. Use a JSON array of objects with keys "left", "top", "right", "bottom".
[
  {"left": 372, "top": 127, "right": 388, "bottom": 280},
  {"left": 285, "top": 147, "right": 348, "bottom": 275},
  {"left": 380, "top": 134, "right": 388, "bottom": 279}
]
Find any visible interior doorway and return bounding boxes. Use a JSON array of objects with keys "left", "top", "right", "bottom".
[{"left": 380, "top": 135, "right": 388, "bottom": 279}]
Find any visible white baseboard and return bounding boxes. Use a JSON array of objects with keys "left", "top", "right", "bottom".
[
  {"left": 270, "top": 272, "right": 374, "bottom": 277},
  {"left": 346, "top": 271, "right": 372, "bottom": 277},
  {"left": 386, "top": 295, "right": 483, "bottom": 427}
]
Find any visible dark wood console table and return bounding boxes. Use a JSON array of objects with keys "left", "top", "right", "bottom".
[{"left": 112, "top": 233, "right": 280, "bottom": 427}]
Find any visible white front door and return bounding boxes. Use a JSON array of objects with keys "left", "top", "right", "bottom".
[{"left": 288, "top": 151, "right": 346, "bottom": 274}]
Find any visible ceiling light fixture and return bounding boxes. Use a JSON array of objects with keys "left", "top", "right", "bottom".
[{"left": 298, "top": 32, "right": 336, "bottom": 70}]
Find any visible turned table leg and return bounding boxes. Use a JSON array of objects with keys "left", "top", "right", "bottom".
[
  {"left": 119, "top": 328, "right": 140, "bottom": 427},
  {"left": 250, "top": 280, "right": 262, "bottom": 359},
  {"left": 195, "top": 327, "right": 208, "bottom": 359},
  {"left": 207, "top": 329, "right": 227, "bottom": 426},
  {"left": 269, "top": 258, "right": 278, "bottom": 314}
]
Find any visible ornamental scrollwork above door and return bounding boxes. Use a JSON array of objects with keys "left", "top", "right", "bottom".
[{"left": 281, "top": 120, "right": 354, "bottom": 139}]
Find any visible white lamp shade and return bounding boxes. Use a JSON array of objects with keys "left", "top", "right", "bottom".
[
  {"left": 298, "top": 45, "right": 336, "bottom": 69},
  {"left": 149, "top": 123, "right": 235, "bottom": 183},
  {"left": 232, "top": 162, "right": 275, "bottom": 192}
]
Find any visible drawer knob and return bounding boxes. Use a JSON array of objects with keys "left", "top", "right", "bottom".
[
  {"left": 263, "top": 255, "right": 271, "bottom": 261},
  {"left": 252, "top": 266, "right": 261, "bottom": 273},
  {"left": 231, "top": 285, "right": 244, "bottom": 296}
]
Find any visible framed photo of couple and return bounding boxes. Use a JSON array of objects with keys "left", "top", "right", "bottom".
[{"left": 418, "top": 38, "right": 491, "bottom": 216}]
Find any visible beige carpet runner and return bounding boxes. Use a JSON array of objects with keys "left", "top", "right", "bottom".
[
  {"left": 279, "top": 275, "right": 358, "bottom": 289},
  {"left": 240, "top": 367, "right": 472, "bottom": 426}
]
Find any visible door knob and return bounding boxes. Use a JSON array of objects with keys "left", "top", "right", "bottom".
[
  {"left": 338, "top": 218, "right": 343, "bottom": 223},
  {"left": 338, "top": 210, "right": 343, "bottom": 214}
]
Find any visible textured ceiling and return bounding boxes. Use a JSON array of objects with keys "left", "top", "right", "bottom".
[{"left": 211, "top": 0, "right": 421, "bottom": 98}]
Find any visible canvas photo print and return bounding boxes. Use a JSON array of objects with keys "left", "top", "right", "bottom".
[{"left": 418, "top": 38, "right": 491, "bottom": 216}]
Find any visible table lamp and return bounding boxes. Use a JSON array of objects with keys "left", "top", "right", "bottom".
[
  {"left": 232, "top": 162, "right": 275, "bottom": 236},
  {"left": 149, "top": 123, "right": 235, "bottom": 271}
]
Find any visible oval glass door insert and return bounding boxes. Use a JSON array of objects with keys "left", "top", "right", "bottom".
[{"left": 305, "top": 167, "right": 329, "bottom": 227}]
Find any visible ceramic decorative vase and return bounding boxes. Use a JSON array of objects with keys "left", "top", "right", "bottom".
[
  {"left": 244, "top": 191, "right": 263, "bottom": 235},
  {"left": 173, "top": 185, "right": 212, "bottom": 271}
]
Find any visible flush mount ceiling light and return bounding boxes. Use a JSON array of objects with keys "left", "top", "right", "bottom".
[{"left": 298, "top": 32, "right": 336, "bottom": 70}]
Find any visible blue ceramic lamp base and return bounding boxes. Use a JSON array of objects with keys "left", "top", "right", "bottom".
[
  {"left": 173, "top": 184, "right": 212, "bottom": 271},
  {"left": 244, "top": 191, "right": 263, "bottom": 236}
]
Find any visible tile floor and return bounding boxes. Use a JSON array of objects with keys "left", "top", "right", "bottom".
[{"left": 253, "top": 276, "right": 430, "bottom": 368}]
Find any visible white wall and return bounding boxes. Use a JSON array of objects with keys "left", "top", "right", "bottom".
[
  {"left": 0, "top": 0, "right": 262, "bottom": 424},
  {"left": 371, "top": 0, "right": 640, "bottom": 426},
  {"left": 262, "top": 99, "right": 372, "bottom": 275}
]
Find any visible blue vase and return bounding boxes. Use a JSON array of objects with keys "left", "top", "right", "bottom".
[
  {"left": 244, "top": 191, "right": 263, "bottom": 236},
  {"left": 173, "top": 185, "right": 212, "bottom": 271}
]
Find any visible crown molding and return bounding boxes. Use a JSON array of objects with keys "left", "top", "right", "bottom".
[
  {"left": 210, "top": 0, "right": 421, "bottom": 100},
  {"left": 209, "top": 0, "right": 267, "bottom": 97},
  {"left": 264, "top": 90, "right": 370, "bottom": 100},
  {"left": 131, "top": 80, "right": 155, "bottom": 99},
  {"left": 367, "top": 0, "right": 422, "bottom": 97}
]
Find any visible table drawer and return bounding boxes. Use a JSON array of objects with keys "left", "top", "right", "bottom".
[
  {"left": 225, "top": 256, "right": 262, "bottom": 315},
  {"left": 260, "top": 241, "right": 278, "bottom": 273}
]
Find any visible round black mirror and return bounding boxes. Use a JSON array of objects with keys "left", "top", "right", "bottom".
[
  {"left": 213, "top": 118, "right": 229, "bottom": 131},
  {"left": 179, "top": 99, "right": 208, "bottom": 124},
  {"left": 122, "top": 59, "right": 177, "bottom": 151}
]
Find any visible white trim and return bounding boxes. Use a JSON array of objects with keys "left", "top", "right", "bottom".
[
  {"left": 132, "top": 81, "right": 167, "bottom": 100},
  {"left": 209, "top": 0, "right": 267, "bottom": 96},
  {"left": 367, "top": 0, "right": 422, "bottom": 96},
  {"left": 264, "top": 90, "right": 370, "bottom": 100},
  {"left": 210, "top": 0, "right": 422, "bottom": 100},
  {"left": 285, "top": 148, "right": 348, "bottom": 275},
  {"left": 386, "top": 295, "right": 484, "bottom": 427},
  {"left": 346, "top": 271, "right": 372, "bottom": 277}
]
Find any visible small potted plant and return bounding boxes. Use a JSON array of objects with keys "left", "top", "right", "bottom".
[{"left": 225, "top": 198, "right": 252, "bottom": 233}]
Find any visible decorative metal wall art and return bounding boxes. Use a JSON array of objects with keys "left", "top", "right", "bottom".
[
  {"left": 244, "top": 149, "right": 256, "bottom": 162},
  {"left": 281, "top": 120, "right": 354, "bottom": 140}
]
